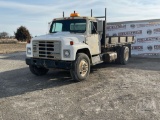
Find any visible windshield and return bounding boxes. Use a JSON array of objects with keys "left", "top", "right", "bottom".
[{"left": 50, "top": 19, "right": 86, "bottom": 33}]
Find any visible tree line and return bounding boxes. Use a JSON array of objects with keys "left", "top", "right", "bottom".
[{"left": 0, "top": 26, "right": 31, "bottom": 42}]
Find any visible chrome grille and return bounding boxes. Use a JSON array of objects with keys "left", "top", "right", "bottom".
[{"left": 32, "top": 40, "right": 61, "bottom": 60}]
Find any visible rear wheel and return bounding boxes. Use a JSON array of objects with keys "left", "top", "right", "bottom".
[
  {"left": 115, "top": 46, "right": 129, "bottom": 65},
  {"left": 29, "top": 65, "right": 49, "bottom": 76},
  {"left": 70, "top": 53, "right": 90, "bottom": 82},
  {"left": 120, "top": 46, "right": 129, "bottom": 65}
]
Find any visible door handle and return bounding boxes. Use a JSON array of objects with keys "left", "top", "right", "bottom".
[{"left": 86, "top": 35, "right": 91, "bottom": 37}]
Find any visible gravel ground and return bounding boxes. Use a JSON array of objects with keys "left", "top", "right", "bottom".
[{"left": 0, "top": 52, "right": 160, "bottom": 120}]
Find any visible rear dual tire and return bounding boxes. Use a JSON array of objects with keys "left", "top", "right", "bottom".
[{"left": 115, "top": 46, "right": 129, "bottom": 65}]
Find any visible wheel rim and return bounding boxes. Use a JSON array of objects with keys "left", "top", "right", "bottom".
[
  {"left": 124, "top": 48, "right": 129, "bottom": 61},
  {"left": 79, "top": 59, "right": 89, "bottom": 77}
]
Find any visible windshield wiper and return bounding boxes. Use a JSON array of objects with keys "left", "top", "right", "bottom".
[
  {"left": 50, "top": 31, "right": 57, "bottom": 33},
  {"left": 70, "top": 31, "right": 76, "bottom": 34}
]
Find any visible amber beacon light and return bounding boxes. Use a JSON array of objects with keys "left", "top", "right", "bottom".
[{"left": 70, "top": 11, "right": 80, "bottom": 17}]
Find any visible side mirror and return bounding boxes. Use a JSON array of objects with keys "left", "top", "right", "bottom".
[
  {"left": 48, "top": 22, "right": 51, "bottom": 33},
  {"left": 97, "top": 20, "right": 103, "bottom": 32}
]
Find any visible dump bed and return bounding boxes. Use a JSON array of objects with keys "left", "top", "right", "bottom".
[{"left": 105, "top": 36, "right": 135, "bottom": 48}]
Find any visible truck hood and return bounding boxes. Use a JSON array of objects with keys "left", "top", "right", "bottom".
[{"left": 32, "top": 32, "right": 85, "bottom": 44}]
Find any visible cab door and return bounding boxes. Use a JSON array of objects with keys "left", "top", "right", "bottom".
[{"left": 86, "top": 21, "right": 101, "bottom": 55}]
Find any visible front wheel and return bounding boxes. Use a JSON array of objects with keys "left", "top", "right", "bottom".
[
  {"left": 70, "top": 53, "right": 90, "bottom": 82},
  {"left": 29, "top": 65, "right": 49, "bottom": 76}
]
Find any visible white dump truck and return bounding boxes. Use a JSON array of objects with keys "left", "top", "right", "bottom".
[{"left": 26, "top": 9, "right": 134, "bottom": 81}]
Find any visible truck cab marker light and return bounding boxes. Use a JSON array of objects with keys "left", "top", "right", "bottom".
[{"left": 70, "top": 41, "right": 74, "bottom": 45}]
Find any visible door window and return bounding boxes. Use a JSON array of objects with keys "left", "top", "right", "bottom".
[{"left": 89, "top": 22, "right": 97, "bottom": 34}]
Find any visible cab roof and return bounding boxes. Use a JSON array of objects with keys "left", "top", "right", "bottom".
[{"left": 53, "top": 16, "right": 97, "bottom": 21}]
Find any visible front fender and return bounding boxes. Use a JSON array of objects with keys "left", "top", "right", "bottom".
[
  {"left": 61, "top": 43, "right": 91, "bottom": 61},
  {"left": 72, "top": 44, "right": 91, "bottom": 60}
]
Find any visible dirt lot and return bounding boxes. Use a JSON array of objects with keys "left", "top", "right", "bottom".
[
  {"left": 0, "top": 52, "right": 160, "bottom": 120},
  {"left": 0, "top": 43, "right": 26, "bottom": 54}
]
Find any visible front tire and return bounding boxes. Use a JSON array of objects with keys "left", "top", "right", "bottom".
[
  {"left": 70, "top": 53, "right": 90, "bottom": 82},
  {"left": 29, "top": 65, "right": 49, "bottom": 76}
]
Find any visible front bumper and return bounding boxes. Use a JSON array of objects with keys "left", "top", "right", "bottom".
[{"left": 26, "top": 58, "right": 72, "bottom": 70}]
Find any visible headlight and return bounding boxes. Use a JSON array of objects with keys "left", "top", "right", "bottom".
[
  {"left": 27, "top": 47, "right": 31, "bottom": 55},
  {"left": 63, "top": 50, "right": 70, "bottom": 58}
]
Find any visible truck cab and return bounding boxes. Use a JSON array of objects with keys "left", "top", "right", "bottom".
[{"left": 26, "top": 10, "right": 134, "bottom": 82}]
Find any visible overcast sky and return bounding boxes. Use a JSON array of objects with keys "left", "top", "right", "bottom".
[{"left": 0, "top": 0, "right": 160, "bottom": 36}]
